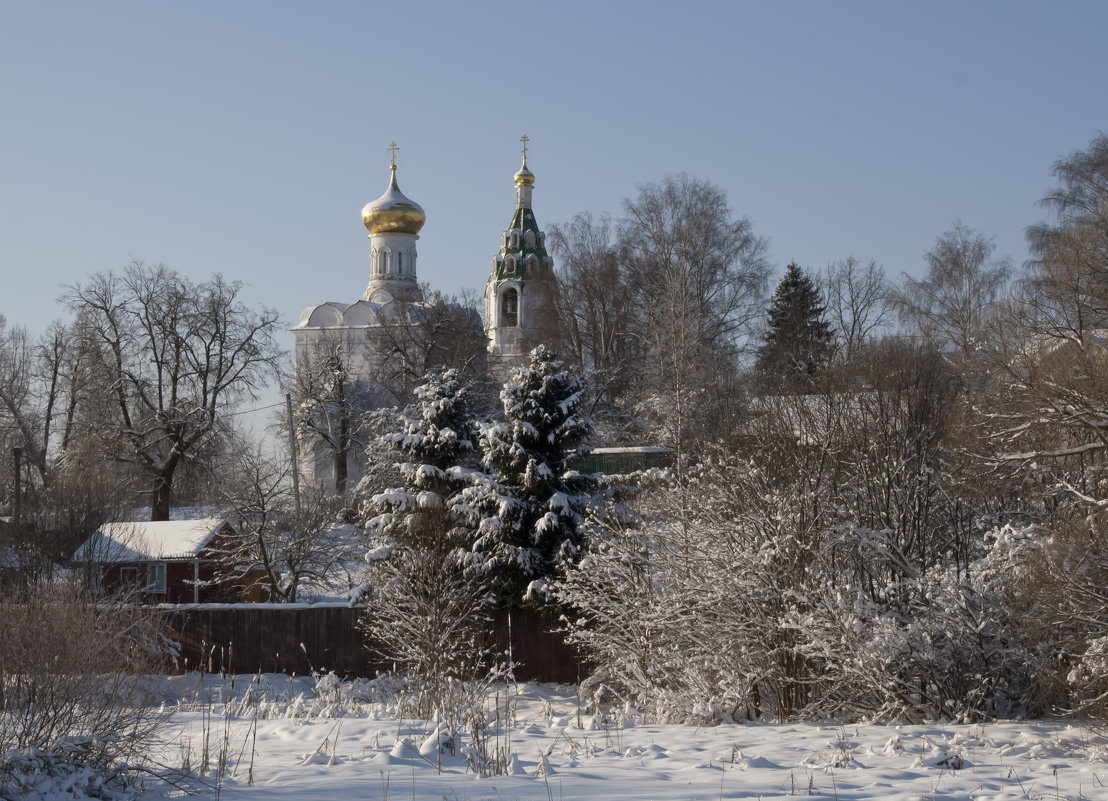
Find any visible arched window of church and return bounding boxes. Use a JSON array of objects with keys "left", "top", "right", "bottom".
[
  {"left": 509, "top": 229, "right": 520, "bottom": 248},
  {"left": 398, "top": 252, "right": 403, "bottom": 274},
  {"left": 505, "top": 255, "right": 516, "bottom": 274},
  {"left": 524, "top": 229, "right": 536, "bottom": 248},
  {"left": 501, "top": 288, "right": 519, "bottom": 327},
  {"left": 379, "top": 247, "right": 390, "bottom": 275},
  {"left": 370, "top": 248, "right": 378, "bottom": 274}
]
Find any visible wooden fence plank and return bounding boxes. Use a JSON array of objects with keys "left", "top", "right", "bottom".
[{"left": 162, "top": 605, "right": 586, "bottom": 682}]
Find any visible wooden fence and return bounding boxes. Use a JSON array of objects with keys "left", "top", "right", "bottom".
[{"left": 162, "top": 604, "right": 586, "bottom": 683}]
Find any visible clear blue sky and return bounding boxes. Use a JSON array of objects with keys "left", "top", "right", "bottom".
[{"left": 2, "top": 0, "right": 1105, "bottom": 343}]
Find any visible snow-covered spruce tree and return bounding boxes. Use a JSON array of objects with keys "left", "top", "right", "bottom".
[
  {"left": 465, "top": 346, "right": 594, "bottom": 608},
  {"left": 362, "top": 369, "right": 503, "bottom": 726},
  {"left": 365, "top": 367, "right": 480, "bottom": 547},
  {"left": 755, "top": 262, "right": 834, "bottom": 389}
]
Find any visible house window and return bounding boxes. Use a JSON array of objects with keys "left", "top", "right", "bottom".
[
  {"left": 501, "top": 288, "right": 519, "bottom": 327},
  {"left": 146, "top": 562, "right": 167, "bottom": 594},
  {"left": 120, "top": 566, "right": 139, "bottom": 588}
]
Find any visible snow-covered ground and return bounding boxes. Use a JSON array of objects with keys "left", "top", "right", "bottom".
[{"left": 112, "top": 673, "right": 1108, "bottom": 801}]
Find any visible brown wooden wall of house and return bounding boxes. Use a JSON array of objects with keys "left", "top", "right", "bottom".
[
  {"left": 163, "top": 605, "right": 586, "bottom": 683},
  {"left": 101, "top": 560, "right": 243, "bottom": 604}
]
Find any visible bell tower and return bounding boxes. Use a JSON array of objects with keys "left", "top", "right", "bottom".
[{"left": 485, "top": 136, "right": 560, "bottom": 374}]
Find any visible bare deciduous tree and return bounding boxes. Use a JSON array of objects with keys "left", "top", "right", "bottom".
[
  {"left": 548, "top": 212, "right": 642, "bottom": 395},
  {"left": 620, "top": 174, "right": 769, "bottom": 448},
  {"left": 64, "top": 262, "right": 283, "bottom": 520},
  {"left": 892, "top": 222, "right": 1011, "bottom": 369},
  {"left": 367, "top": 288, "right": 487, "bottom": 402},
  {"left": 981, "top": 134, "right": 1108, "bottom": 487},
  {"left": 1029, "top": 131, "right": 1108, "bottom": 240},
  {"left": 822, "top": 256, "right": 892, "bottom": 361},
  {"left": 292, "top": 332, "right": 377, "bottom": 496},
  {"left": 0, "top": 316, "right": 93, "bottom": 493},
  {"left": 0, "top": 316, "right": 119, "bottom": 577},
  {"left": 622, "top": 174, "right": 769, "bottom": 361},
  {"left": 218, "top": 446, "right": 365, "bottom": 602}
]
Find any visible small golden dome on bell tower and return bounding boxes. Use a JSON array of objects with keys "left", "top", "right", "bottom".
[{"left": 514, "top": 134, "right": 535, "bottom": 187}]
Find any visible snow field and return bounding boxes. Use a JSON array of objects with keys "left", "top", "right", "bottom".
[{"left": 159, "top": 675, "right": 1108, "bottom": 801}]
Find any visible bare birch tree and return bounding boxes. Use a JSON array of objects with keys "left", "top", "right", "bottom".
[
  {"left": 620, "top": 174, "right": 769, "bottom": 447},
  {"left": 892, "top": 222, "right": 1011, "bottom": 368},
  {"left": 0, "top": 316, "right": 95, "bottom": 492}
]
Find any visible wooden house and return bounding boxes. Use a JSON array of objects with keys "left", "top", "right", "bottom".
[{"left": 73, "top": 518, "right": 269, "bottom": 604}]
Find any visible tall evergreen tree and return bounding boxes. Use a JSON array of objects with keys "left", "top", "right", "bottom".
[
  {"left": 365, "top": 367, "right": 479, "bottom": 549},
  {"left": 464, "top": 346, "right": 594, "bottom": 607},
  {"left": 755, "top": 263, "right": 835, "bottom": 387},
  {"left": 362, "top": 369, "right": 498, "bottom": 708}
]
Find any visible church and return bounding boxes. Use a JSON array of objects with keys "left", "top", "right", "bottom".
[{"left": 291, "top": 139, "right": 560, "bottom": 491}]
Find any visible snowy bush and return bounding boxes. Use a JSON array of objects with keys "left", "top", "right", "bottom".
[
  {"left": 0, "top": 580, "right": 172, "bottom": 791},
  {"left": 793, "top": 528, "right": 1035, "bottom": 722},
  {"left": 556, "top": 437, "right": 1039, "bottom": 724},
  {"left": 555, "top": 460, "right": 794, "bottom": 723},
  {"left": 1000, "top": 512, "right": 1108, "bottom": 718}
]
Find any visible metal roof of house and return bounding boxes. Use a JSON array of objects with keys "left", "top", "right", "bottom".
[{"left": 73, "top": 517, "right": 232, "bottom": 563}]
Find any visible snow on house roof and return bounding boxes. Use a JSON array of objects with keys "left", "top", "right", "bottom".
[
  {"left": 589, "top": 446, "right": 671, "bottom": 455},
  {"left": 73, "top": 517, "right": 232, "bottom": 563}
]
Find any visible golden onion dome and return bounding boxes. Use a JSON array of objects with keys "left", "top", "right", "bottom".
[
  {"left": 514, "top": 157, "right": 535, "bottom": 187},
  {"left": 362, "top": 165, "right": 426, "bottom": 236}
]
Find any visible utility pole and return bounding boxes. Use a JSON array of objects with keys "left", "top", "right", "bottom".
[
  {"left": 13, "top": 446, "right": 22, "bottom": 529},
  {"left": 286, "top": 394, "right": 302, "bottom": 517}
]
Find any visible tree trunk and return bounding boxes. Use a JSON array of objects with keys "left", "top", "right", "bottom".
[
  {"left": 334, "top": 381, "right": 349, "bottom": 495},
  {"left": 333, "top": 435, "right": 348, "bottom": 496},
  {"left": 150, "top": 459, "right": 180, "bottom": 521},
  {"left": 151, "top": 477, "right": 173, "bottom": 521}
]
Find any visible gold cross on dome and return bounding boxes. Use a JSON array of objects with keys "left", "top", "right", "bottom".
[
  {"left": 520, "top": 134, "right": 529, "bottom": 159},
  {"left": 387, "top": 141, "right": 399, "bottom": 167}
]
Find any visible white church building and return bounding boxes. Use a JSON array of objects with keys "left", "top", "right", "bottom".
[{"left": 291, "top": 140, "right": 560, "bottom": 491}]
